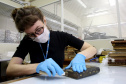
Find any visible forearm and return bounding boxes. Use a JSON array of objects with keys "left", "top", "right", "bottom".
[
  {"left": 6, "top": 63, "right": 39, "bottom": 77},
  {"left": 78, "top": 46, "right": 97, "bottom": 59}
]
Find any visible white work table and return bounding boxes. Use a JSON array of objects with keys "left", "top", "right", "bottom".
[
  {"left": 0, "top": 54, "right": 12, "bottom": 62},
  {"left": 2, "top": 63, "right": 126, "bottom": 84},
  {"left": 0, "top": 57, "right": 11, "bottom": 62}
]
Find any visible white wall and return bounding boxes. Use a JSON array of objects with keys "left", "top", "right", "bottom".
[
  {"left": 81, "top": 13, "right": 121, "bottom": 38},
  {"left": 0, "top": 43, "right": 18, "bottom": 54},
  {"left": 85, "top": 39, "right": 113, "bottom": 53},
  {"left": 82, "top": 14, "right": 117, "bottom": 27},
  {"left": 0, "top": 15, "right": 17, "bottom": 32}
]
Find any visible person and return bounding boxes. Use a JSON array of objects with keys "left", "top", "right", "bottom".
[{"left": 6, "top": 6, "right": 97, "bottom": 77}]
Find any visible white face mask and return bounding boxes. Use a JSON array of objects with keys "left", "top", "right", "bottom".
[{"left": 33, "top": 26, "right": 50, "bottom": 43}]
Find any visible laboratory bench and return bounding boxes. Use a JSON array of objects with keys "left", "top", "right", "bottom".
[{"left": 1, "top": 62, "right": 126, "bottom": 84}]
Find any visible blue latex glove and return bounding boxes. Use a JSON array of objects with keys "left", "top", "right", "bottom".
[
  {"left": 65, "top": 54, "right": 86, "bottom": 73},
  {"left": 36, "top": 58, "right": 64, "bottom": 76}
]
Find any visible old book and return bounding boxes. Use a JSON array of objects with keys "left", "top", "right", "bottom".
[
  {"left": 114, "top": 39, "right": 124, "bottom": 41},
  {"left": 64, "top": 46, "right": 78, "bottom": 60},
  {"left": 112, "top": 47, "right": 126, "bottom": 50},
  {"left": 109, "top": 56, "right": 126, "bottom": 59},
  {"left": 108, "top": 58, "right": 126, "bottom": 66},
  {"left": 111, "top": 40, "right": 126, "bottom": 49},
  {"left": 64, "top": 65, "right": 100, "bottom": 79},
  {"left": 111, "top": 40, "right": 126, "bottom": 44},
  {"left": 114, "top": 49, "right": 126, "bottom": 52},
  {"left": 112, "top": 43, "right": 126, "bottom": 46},
  {"left": 109, "top": 52, "right": 126, "bottom": 57},
  {"left": 101, "top": 51, "right": 115, "bottom": 55}
]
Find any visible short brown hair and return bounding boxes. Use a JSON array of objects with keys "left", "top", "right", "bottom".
[{"left": 11, "top": 6, "right": 44, "bottom": 33}]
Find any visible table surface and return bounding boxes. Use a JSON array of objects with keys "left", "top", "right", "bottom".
[
  {"left": 0, "top": 56, "right": 11, "bottom": 62},
  {"left": 2, "top": 62, "right": 126, "bottom": 84}
]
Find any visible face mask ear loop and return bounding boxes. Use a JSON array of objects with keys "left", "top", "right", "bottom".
[
  {"left": 43, "top": 20, "right": 45, "bottom": 29},
  {"left": 43, "top": 20, "right": 44, "bottom": 24}
]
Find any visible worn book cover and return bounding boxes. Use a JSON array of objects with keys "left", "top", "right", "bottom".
[{"left": 64, "top": 65, "right": 100, "bottom": 79}]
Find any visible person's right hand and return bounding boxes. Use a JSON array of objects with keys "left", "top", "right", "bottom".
[{"left": 36, "top": 58, "right": 64, "bottom": 76}]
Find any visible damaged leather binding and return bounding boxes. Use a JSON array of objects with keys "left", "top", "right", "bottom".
[{"left": 64, "top": 65, "right": 100, "bottom": 79}]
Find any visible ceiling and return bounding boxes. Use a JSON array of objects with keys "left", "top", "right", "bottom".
[
  {"left": 63, "top": 0, "right": 126, "bottom": 21},
  {"left": 63, "top": 0, "right": 114, "bottom": 17},
  {"left": 1, "top": 0, "right": 126, "bottom": 19},
  {"left": 0, "top": 0, "right": 126, "bottom": 38}
]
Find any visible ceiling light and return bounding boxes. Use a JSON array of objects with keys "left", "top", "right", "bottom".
[
  {"left": 87, "top": 11, "right": 109, "bottom": 17},
  {"left": 77, "top": 0, "right": 87, "bottom": 8}
]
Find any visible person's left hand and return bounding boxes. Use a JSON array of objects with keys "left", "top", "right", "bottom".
[{"left": 65, "top": 54, "right": 86, "bottom": 73}]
